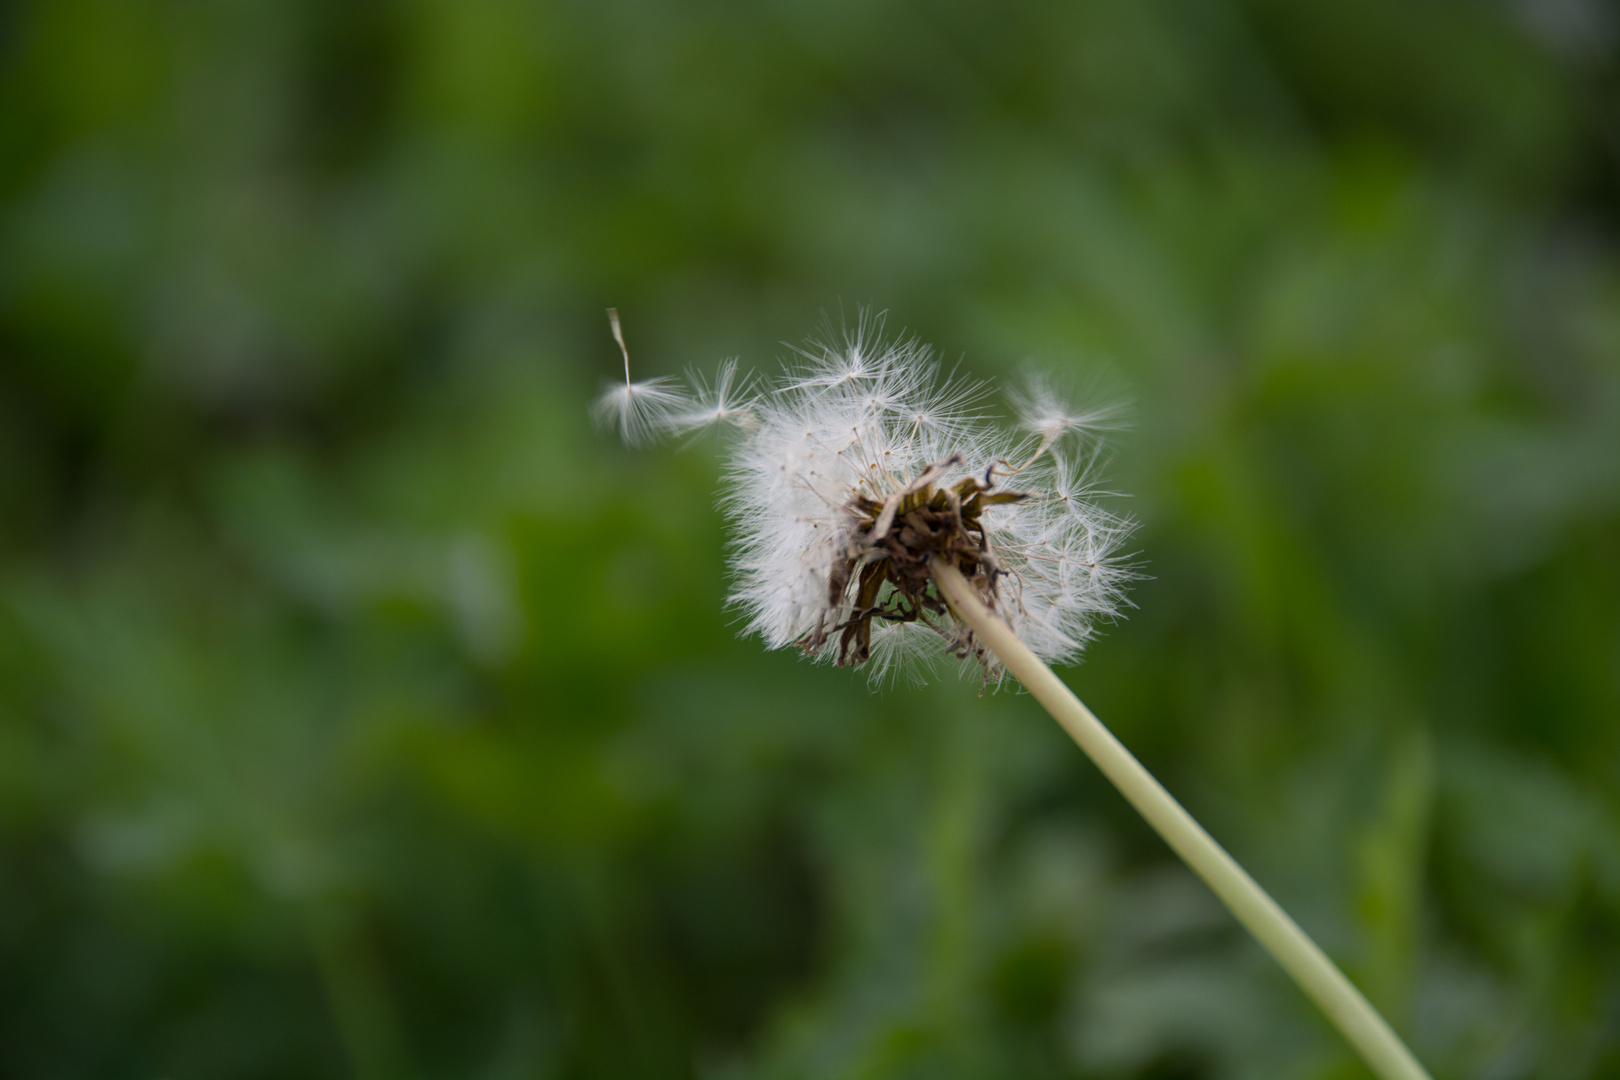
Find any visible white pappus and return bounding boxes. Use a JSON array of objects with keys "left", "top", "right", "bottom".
[{"left": 592, "top": 311, "right": 1137, "bottom": 684}]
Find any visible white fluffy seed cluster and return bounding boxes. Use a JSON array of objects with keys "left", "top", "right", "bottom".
[{"left": 593, "top": 317, "right": 1136, "bottom": 683}]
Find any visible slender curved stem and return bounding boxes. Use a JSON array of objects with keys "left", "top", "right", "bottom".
[{"left": 930, "top": 558, "right": 1432, "bottom": 1080}]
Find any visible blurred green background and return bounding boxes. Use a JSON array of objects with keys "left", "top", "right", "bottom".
[{"left": 3, "top": 2, "right": 1619, "bottom": 1077}]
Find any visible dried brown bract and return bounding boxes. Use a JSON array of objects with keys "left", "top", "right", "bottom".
[{"left": 802, "top": 454, "right": 1033, "bottom": 674}]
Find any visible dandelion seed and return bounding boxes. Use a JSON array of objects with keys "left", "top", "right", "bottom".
[
  {"left": 1009, "top": 369, "right": 1132, "bottom": 465},
  {"left": 590, "top": 308, "right": 689, "bottom": 446},
  {"left": 665, "top": 358, "right": 759, "bottom": 435}
]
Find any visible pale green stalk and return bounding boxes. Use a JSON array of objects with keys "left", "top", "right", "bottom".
[{"left": 930, "top": 558, "right": 1432, "bottom": 1080}]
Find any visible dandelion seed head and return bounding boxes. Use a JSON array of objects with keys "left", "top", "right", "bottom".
[{"left": 593, "top": 308, "right": 1137, "bottom": 684}]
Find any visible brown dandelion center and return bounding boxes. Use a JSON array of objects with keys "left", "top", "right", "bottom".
[{"left": 800, "top": 454, "right": 1032, "bottom": 668}]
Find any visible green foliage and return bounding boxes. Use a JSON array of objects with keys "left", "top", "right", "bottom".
[{"left": 2, "top": 1, "right": 1618, "bottom": 1077}]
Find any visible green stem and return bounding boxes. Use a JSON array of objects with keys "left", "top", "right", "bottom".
[{"left": 929, "top": 558, "right": 1432, "bottom": 1080}]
